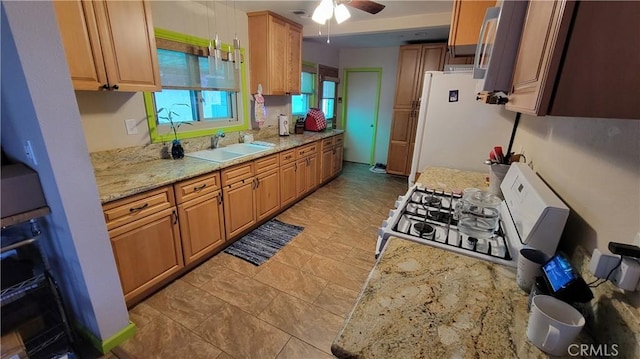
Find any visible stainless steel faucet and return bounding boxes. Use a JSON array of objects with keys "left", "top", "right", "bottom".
[{"left": 211, "top": 130, "right": 225, "bottom": 149}]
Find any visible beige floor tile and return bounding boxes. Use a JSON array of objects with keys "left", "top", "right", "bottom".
[
  {"left": 181, "top": 257, "right": 224, "bottom": 287},
  {"left": 312, "top": 241, "right": 354, "bottom": 261},
  {"left": 194, "top": 301, "right": 290, "bottom": 359},
  {"left": 314, "top": 283, "right": 360, "bottom": 318},
  {"left": 344, "top": 246, "right": 376, "bottom": 271},
  {"left": 120, "top": 314, "right": 221, "bottom": 359},
  {"left": 259, "top": 292, "right": 345, "bottom": 354},
  {"left": 254, "top": 261, "right": 328, "bottom": 303},
  {"left": 271, "top": 244, "right": 315, "bottom": 269},
  {"left": 208, "top": 252, "right": 263, "bottom": 277},
  {"left": 276, "top": 337, "right": 335, "bottom": 359},
  {"left": 145, "top": 280, "right": 226, "bottom": 330},
  {"left": 301, "top": 255, "right": 370, "bottom": 291},
  {"left": 128, "top": 302, "right": 161, "bottom": 329},
  {"left": 332, "top": 226, "right": 379, "bottom": 252},
  {"left": 200, "top": 267, "right": 280, "bottom": 315},
  {"left": 216, "top": 352, "right": 237, "bottom": 359}
]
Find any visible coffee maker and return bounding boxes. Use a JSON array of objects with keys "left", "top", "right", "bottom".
[{"left": 278, "top": 114, "right": 289, "bottom": 136}]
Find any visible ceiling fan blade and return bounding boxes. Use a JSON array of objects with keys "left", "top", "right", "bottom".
[{"left": 346, "top": 0, "right": 386, "bottom": 14}]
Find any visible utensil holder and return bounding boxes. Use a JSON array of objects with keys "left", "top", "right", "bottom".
[{"left": 488, "top": 164, "right": 510, "bottom": 199}]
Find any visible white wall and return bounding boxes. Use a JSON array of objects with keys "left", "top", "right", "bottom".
[
  {"left": 79, "top": 0, "right": 251, "bottom": 152},
  {"left": 1, "top": 1, "right": 129, "bottom": 340},
  {"left": 302, "top": 41, "right": 340, "bottom": 68},
  {"left": 513, "top": 114, "right": 640, "bottom": 305},
  {"left": 339, "top": 47, "right": 399, "bottom": 165}
]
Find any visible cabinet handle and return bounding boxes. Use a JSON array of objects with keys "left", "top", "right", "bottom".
[
  {"left": 294, "top": 162, "right": 297, "bottom": 171},
  {"left": 172, "top": 210, "right": 178, "bottom": 224},
  {"left": 101, "top": 84, "right": 110, "bottom": 90},
  {"left": 112, "top": 84, "right": 119, "bottom": 90},
  {"left": 217, "top": 192, "right": 223, "bottom": 205},
  {"left": 129, "top": 203, "right": 149, "bottom": 213},
  {"left": 193, "top": 184, "right": 207, "bottom": 192},
  {"left": 256, "top": 178, "right": 260, "bottom": 189}
]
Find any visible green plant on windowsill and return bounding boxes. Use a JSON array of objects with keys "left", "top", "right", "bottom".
[{"left": 157, "top": 104, "right": 191, "bottom": 159}]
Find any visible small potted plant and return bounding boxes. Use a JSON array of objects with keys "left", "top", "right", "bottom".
[{"left": 157, "top": 104, "right": 191, "bottom": 159}]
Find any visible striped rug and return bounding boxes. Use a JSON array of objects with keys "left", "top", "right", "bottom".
[{"left": 223, "top": 219, "right": 304, "bottom": 266}]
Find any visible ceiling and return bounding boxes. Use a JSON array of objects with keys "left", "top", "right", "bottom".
[{"left": 230, "top": 1, "right": 454, "bottom": 48}]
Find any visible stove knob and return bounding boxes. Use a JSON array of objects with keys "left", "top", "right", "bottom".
[
  {"left": 394, "top": 197, "right": 405, "bottom": 208},
  {"left": 388, "top": 209, "right": 395, "bottom": 217},
  {"left": 381, "top": 220, "right": 389, "bottom": 228}
]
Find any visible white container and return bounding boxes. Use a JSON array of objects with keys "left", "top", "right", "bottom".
[
  {"left": 527, "top": 295, "right": 585, "bottom": 356},
  {"left": 457, "top": 189, "right": 501, "bottom": 239},
  {"left": 516, "top": 248, "right": 548, "bottom": 292},
  {"left": 488, "top": 164, "right": 510, "bottom": 199},
  {"left": 278, "top": 114, "right": 289, "bottom": 136}
]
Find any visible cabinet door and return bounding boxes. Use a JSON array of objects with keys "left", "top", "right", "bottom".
[
  {"left": 287, "top": 25, "right": 302, "bottom": 94},
  {"left": 305, "top": 156, "right": 318, "bottom": 192},
  {"left": 53, "top": 0, "right": 108, "bottom": 90},
  {"left": 92, "top": 0, "right": 161, "bottom": 91},
  {"left": 448, "top": 0, "right": 497, "bottom": 57},
  {"left": 295, "top": 158, "right": 306, "bottom": 198},
  {"left": 419, "top": 44, "right": 447, "bottom": 88},
  {"left": 393, "top": 45, "right": 423, "bottom": 109},
  {"left": 386, "top": 110, "right": 413, "bottom": 175},
  {"left": 332, "top": 146, "right": 343, "bottom": 176},
  {"left": 223, "top": 180, "right": 257, "bottom": 239},
  {"left": 506, "top": 0, "right": 574, "bottom": 115},
  {"left": 280, "top": 162, "right": 297, "bottom": 208},
  {"left": 177, "top": 191, "right": 225, "bottom": 265},
  {"left": 320, "top": 147, "right": 334, "bottom": 183},
  {"left": 267, "top": 15, "right": 288, "bottom": 95},
  {"left": 256, "top": 169, "right": 281, "bottom": 221},
  {"left": 109, "top": 207, "right": 183, "bottom": 304}
]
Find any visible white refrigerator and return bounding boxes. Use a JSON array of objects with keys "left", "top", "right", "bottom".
[{"left": 409, "top": 71, "right": 515, "bottom": 186}]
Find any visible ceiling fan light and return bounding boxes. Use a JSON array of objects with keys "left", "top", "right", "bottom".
[
  {"left": 311, "top": 6, "right": 327, "bottom": 24},
  {"left": 334, "top": 4, "right": 351, "bottom": 24}
]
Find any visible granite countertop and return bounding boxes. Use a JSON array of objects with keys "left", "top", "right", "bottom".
[
  {"left": 94, "top": 130, "right": 342, "bottom": 203},
  {"left": 331, "top": 167, "right": 592, "bottom": 359}
]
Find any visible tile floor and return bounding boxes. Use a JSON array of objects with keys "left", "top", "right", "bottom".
[{"left": 118, "top": 162, "right": 407, "bottom": 358}]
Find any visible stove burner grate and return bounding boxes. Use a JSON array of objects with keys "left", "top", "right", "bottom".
[{"left": 413, "top": 222, "right": 435, "bottom": 239}]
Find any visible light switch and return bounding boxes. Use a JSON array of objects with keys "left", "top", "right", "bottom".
[{"left": 125, "top": 119, "right": 138, "bottom": 135}]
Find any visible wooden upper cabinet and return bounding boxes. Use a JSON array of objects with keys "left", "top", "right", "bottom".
[
  {"left": 248, "top": 11, "right": 302, "bottom": 95},
  {"left": 393, "top": 45, "right": 423, "bottom": 110},
  {"left": 54, "top": 0, "right": 160, "bottom": 92},
  {"left": 448, "top": 0, "right": 496, "bottom": 57},
  {"left": 507, "top": 0, "right": 640, "bottom": 119}
]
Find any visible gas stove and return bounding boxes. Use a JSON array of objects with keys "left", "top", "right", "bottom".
[{"left": 375, "top": 163, "right": 570, "bottom": 267}]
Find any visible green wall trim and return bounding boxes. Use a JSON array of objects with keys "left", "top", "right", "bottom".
[
  {"left": 74, "top": 321, "right": 137, "bottom": 354},
  {"left": 341, "top": 68, "right": 382, "bottom": 165},
  {"left": 147, "top": 28, "right": 250, "bottom": 143}
]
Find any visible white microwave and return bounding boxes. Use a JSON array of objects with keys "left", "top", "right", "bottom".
[{"left": 473, "top": 0, "right": 528, "bottom": 94}]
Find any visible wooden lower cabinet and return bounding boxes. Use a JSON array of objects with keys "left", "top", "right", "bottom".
[
  {"left": 295, "top": 158, "right": 307, "bottom": 198},
  {"left": 321, "top": 147, "right": 333, "bottom": 183},
  {"left": 280, "top": 162, "right": 297, "bottom": 207},
  {"left": 177, "top": 191, "right": 225, "bottom": 265},
  {"left": 332, "top": 146, "right": 343, "bottom": 175},
  {"left": 222, "top": 180, "right": 257, "bottom": 239},
  {"left": 109, "top": 207, "right": 183, "bottom": 304},
  {"left": 256, "top": 168, "right": 280, "bottom": 221},
  {"left": 306, "top": 156, "right": 318, "bottom": 191}
]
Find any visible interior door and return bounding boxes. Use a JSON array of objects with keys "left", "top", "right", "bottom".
[{"left": 343, "top": 70, "right": 380, "bottom": 164}]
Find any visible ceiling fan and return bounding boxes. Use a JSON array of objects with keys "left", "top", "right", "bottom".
[{"left": 312, "top": 0, "right": 386, "bottom": 25}]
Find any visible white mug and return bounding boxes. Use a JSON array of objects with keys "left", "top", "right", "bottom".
[
  {"left": 516, "top": 248, "right": 548, "bottom": 292},
  {"left": 527, "top": 295, "right": 585, "bottom": 356}
]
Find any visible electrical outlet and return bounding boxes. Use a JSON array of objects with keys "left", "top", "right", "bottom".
[
  {"left": 589, "top": 248, "right": 620, "bottom": 278},
  {"left": 610, "top": 258, "right": 640, "bottom": 291},
  {"left": 125, "top": 119, "right": 138, "bottom": 135},
  {"left": 24, "top": 140, "right": 37, "bottom": 166}
]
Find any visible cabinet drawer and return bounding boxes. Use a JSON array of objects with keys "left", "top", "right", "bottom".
[
  {"left": 174, "top": 172, "right": 221, "bottom": 204},
  {"left": 321, "top": 137, "right": 334, "bottom": 148},
  {"left": 297, "top": 142, "right": 318, "bottom": 158},
  {"left": 221, "top": 162, "right": 255, "bottom": 187},
  {"left": 279, "top": 149, "right": 296, "bottom": 165},
  {"left": 103, "top": 186, "right": 175, "bottom": 230},
  {"left": 255, "top": 154, "right": 279, "bottom": 173},
  {"left": 334, "top": 134, "right": 344, "bottom": 146}
]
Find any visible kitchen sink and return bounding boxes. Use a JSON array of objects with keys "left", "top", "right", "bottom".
[{"left": 185, "top": 143, "right": 271, "bottom": 163}]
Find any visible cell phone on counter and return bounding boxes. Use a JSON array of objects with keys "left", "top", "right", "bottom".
[{"left": 540, "top": 253, "right": 593, "bottom": 304}]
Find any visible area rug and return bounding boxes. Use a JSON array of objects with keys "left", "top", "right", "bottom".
[{"left": 223, "top": 219, "right": 304, "bottom": 266}]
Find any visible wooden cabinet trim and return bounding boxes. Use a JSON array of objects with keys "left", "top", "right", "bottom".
[
  {"left": 279, "top": 149, "right": 297, "bottom": 165},
  {"left": 255, "top": 154, "right": 280, "bottom": 173},
  {"left": 221, "top": 162, "right": 255, "bottom": 187}
]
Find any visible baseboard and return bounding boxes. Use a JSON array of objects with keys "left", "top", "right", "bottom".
[{"left": 74, "top": 321, "right": 137, "bottom": 354}]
